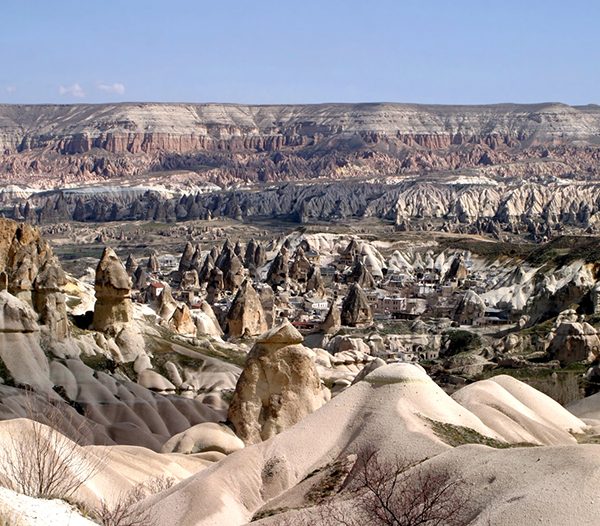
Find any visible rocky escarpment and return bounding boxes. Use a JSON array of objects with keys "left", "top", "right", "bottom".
[
  {"left": 2, "top": 102, "right": 600, "bottom": 189},
  {"left": 10, "top": 176, "right": 600, "bottom": 240}
]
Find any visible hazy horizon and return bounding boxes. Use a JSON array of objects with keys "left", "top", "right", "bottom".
[{"left": 0, "top": 100, "right": 598, "bottom": 107}]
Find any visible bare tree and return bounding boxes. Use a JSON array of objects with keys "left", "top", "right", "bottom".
[
  {"left": 322, "top": 448, "right": 471, "bottom": 526},
  {"left": 0, "top": 392, "right": 106, "bottom": 501},
  {"left": 96, "top": 475, "right": 175, "bottom": 526}
]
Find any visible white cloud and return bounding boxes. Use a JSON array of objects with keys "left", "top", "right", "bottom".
[
  {"left": 59, "top": 83, "right": 85, "bottom": 98},
  {"left": 98, "top": 82, "right": 125, "bottom": 95},
  {"left": 5, "top": 85, "right": 16, "bottom": 94}
]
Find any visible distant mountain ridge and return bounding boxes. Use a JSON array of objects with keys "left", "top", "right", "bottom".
[{"left": 1, "top": 102, "right": 600, "bottom": 188}]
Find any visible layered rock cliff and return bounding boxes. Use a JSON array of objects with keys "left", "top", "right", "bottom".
[{"left": 1, "top": 102, "right": 600, "bottom": 188}]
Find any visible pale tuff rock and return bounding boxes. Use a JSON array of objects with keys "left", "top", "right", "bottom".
[
  {"left": 444, "top": 254, "right": 469, "bottom": 282},
  {"left": 33, "top": 259, "right": 69, "bottom": 340},
  {"left": 322, "top": 302, "right": 341, "bottom": 334},
  {"left": 147, "top": 251, "right": 160, "bottom": 273},
  {"left": 194, "top": 300, "right": 223, "bottom": 337},
  {"left": 0, "top": 289, "right": 39, "bottom": 333},
  {"left": 327, "top": 335, "right": 371, "bottom": 355},
  {"left": 0, "top": 220, "right": 51, "bottom": 300},
  {"left": 0, "top": 290, "right": 53, "bottom": 392},
  {"left": 0, "top": 220, "right": 69, "bottom": 339},
  {"left": 257, "top": 284, "right": 275, "bottom": 328},
  {"left": 227, "top": 320, "right": 327, "bottom": 444},
  {"left": 546, "top": 310, "right": 600, "bottom": 365},
  {"left": 181, "top": 269, "right": 200, "bottom": 289},
  {"left": 138, "top": 369, "right": 177, "bottom": 392},
  {"left": 198, "top": 252, "right": 214, "bottom": 284},
  {"left": 226, "top": 279, "right": 268, "bottom": 338},
  {"left": 157, "top": 283, "right": 178, "bottom": 320},
  {"left": 93, "top": 247, "right": 146, "bottom": 362},
  {"left": 124, "top": 254, "right": 138, "bottom": 275},
  {"left": 132, "top": 265, "right": 147, "bottom": 290},
  {"left": 169, "top": 304, "right": 197, "bottom": 336},
  {"left": 190, "top": 245, "right": 203, "bottom": 273},
  {"left": 222, "top": 252, "right": 245, "bottom": 293},
  {"left": 206, "top": 267, "right": 224, "bottom": 304},
  {"left": 305, "top": 265, "right": 325, "bottom": 297},
  {"left": 341, "top": 283, "right": 373, "bottom": 327},
  {"left": 162, "top": 422, "right": 244, "bottom": 455},
  {"left": 93, "top": 247, "right": 133, "bottom": 332},
  {"left": 289, "top": 247, "right": 311, "bottom": 282},
  {"left": 245, "top": 239, "right": 266, "bottom": 271}
]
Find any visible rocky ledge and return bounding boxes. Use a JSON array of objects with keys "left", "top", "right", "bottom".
[{"left": 1, "top": 102, "right": 600, "bottom": 187}]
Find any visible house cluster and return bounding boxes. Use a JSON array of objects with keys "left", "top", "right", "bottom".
[{"left": 123, "top": 236, "right": 515, "bottom": 362}]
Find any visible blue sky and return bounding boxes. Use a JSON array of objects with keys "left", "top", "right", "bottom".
[{"left": 1, "top": 0, "right": 599, "bottom": 105}]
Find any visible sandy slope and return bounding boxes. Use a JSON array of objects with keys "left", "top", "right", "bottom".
[
  {"left": 145, "top": 363, "right": 585, "bottom": 526},
  {"left": 0, "top": 419, "right": 211, "bottom": 509},
  {"left": 0, "top": 487, "right": 95, "bottom": 526},
  {"left": 452, "top": 374, "right": 586, "bottom": 445}
]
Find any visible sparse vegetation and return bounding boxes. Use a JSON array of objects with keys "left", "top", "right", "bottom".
[
  {"left": 0, "top": 394, "right": 107, "bottom": 501},
  {"left": 96, "top": 475, "right": 175, "bottom": 526},
  {"left": 322, "top": 448, "right": 472, "bottom": 526},
  {"left": 426, "top": 418, "right": 536, "bottom": 449}
]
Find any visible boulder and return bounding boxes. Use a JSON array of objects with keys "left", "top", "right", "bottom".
[
  {"left": 227, "top": 321, "right": 327, "bottom": 444},
  {"left": 328, "top": 335, "right": 371, "bottom": 355},
  {"left": 547, "top": 320, "right": 600, "bottom": 365},
  {"left": 32, "top": 259, "right": 69, "bottom": 340},
  {"left": 93, "top": 247, "right": 133, "bottom": 333},
  {"left": 138, "top": 369, "right": 176, "bottom": 392},
  {"left": 162, "top": 422, "right": 244, "bottom": 455}
]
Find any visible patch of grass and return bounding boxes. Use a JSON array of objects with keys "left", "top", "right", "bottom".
[
  {"left": 425, "top": 417, "right": 537, "bottom": 449},
  {"left": 519, "top": 318, "right": 556, "bottom": 338},
  {"left": 574, "top": 430, "right": 600, "bottom": 444},
  {"left": 251, "top": 507, "right": 292, "bottom": 522},
  {"left": 525, "top": 236, "right": 600, "bottom": 268},
  {"left": 303, "top": 457, "right": 353, "bottom": 504},
  {"left": 436, "top": 237, "right": 533, "bottom": 262}
]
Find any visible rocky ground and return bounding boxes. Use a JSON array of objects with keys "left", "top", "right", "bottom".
[
  {"left": 0, "top": 214, "right": 598, "bottom": 523},
  {"left": 3, "top": 98, "right": 600, "bottom": 523}
]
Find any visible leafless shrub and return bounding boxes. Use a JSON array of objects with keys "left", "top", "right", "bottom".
[
  {"left": 0, "top": 393, "right": 107, "bottom": 500},
  {"left": 96, "top": 475, "right": 175, "bottom": 526},
  {"left": 323, "top": 448, "right": 471, "bottom": 526}
]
